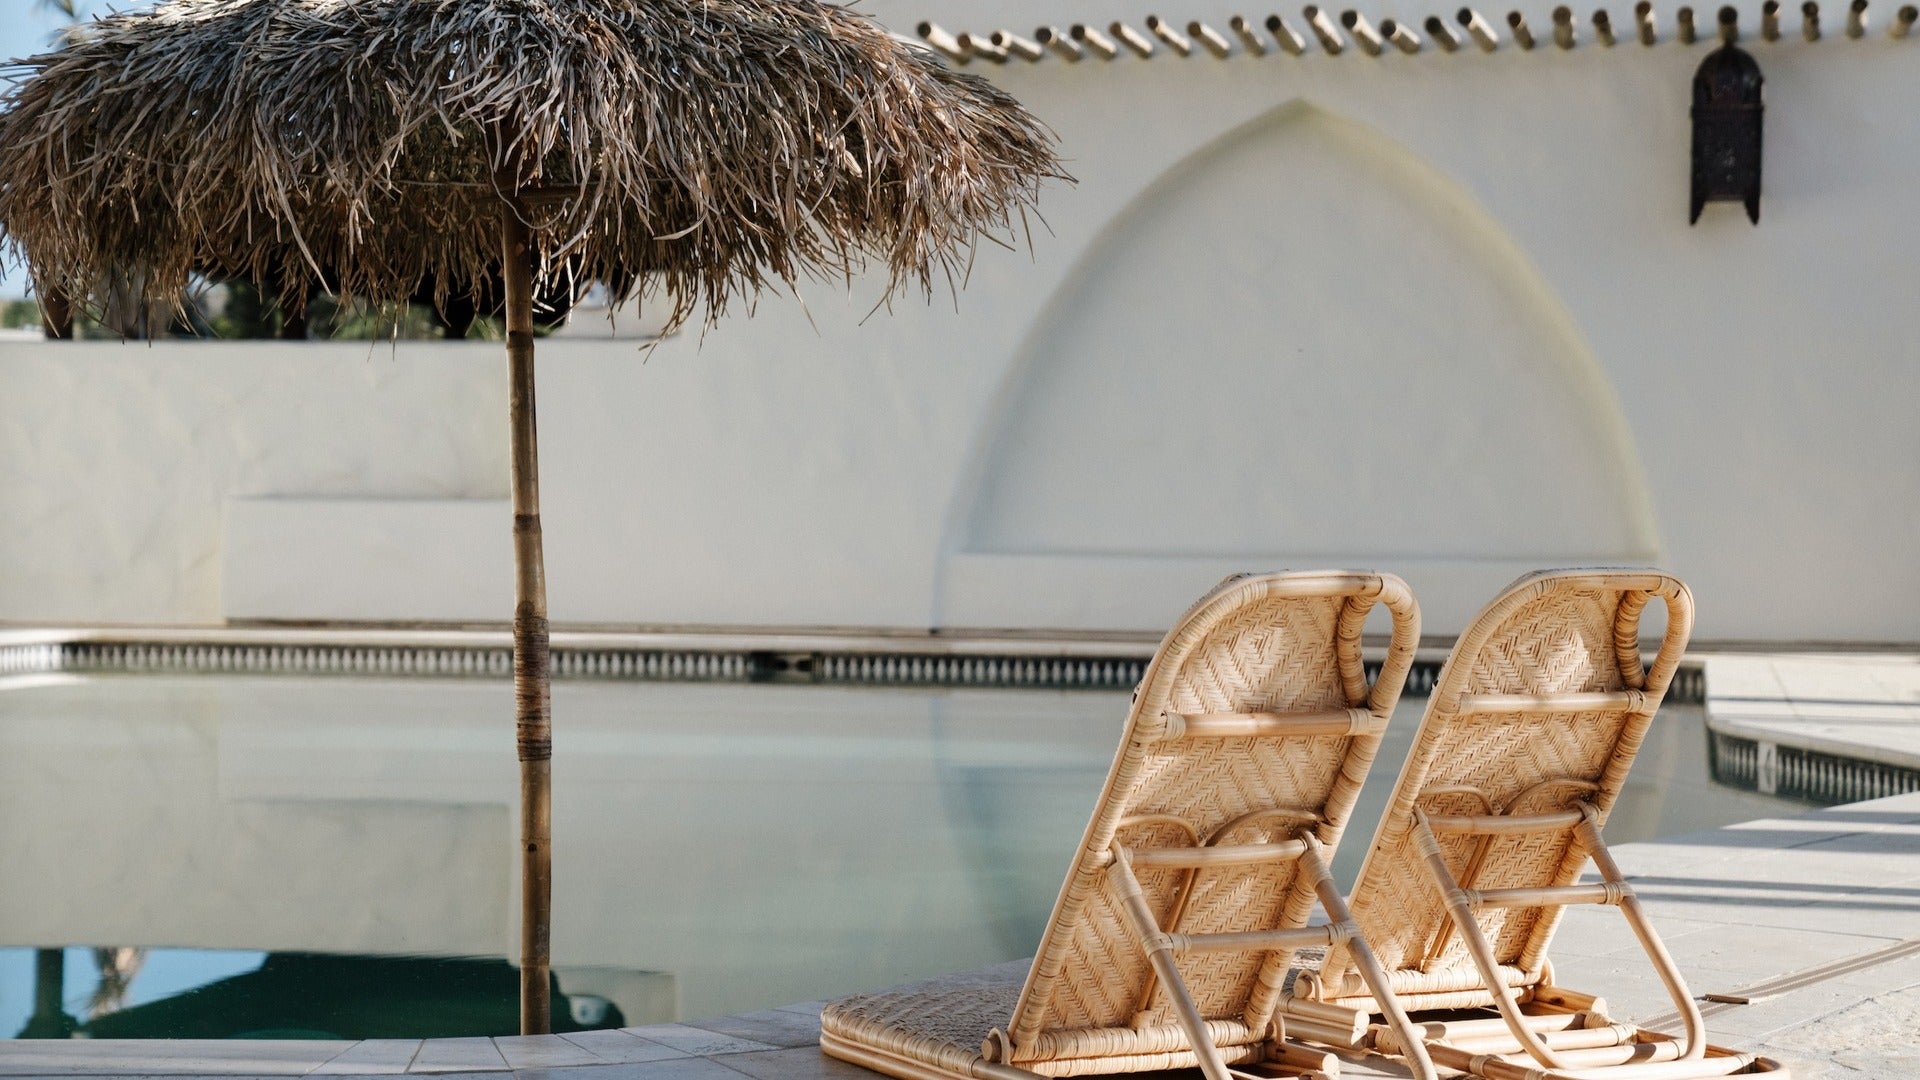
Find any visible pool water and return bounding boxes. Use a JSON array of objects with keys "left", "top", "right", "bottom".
[{"left": 0, "top": 674, "right": 1799, "bottom": 1039}]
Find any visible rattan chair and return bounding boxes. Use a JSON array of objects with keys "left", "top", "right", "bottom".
[
  {"left": 822, "top": 571, "right": 1435, "bottom": 1080},
  {"left": 1282, "top": 569, "right": 1786, "bottom": 1079}
]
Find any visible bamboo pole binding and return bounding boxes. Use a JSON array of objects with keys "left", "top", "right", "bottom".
[
  {"left": 1305, "top": 5, "right": 1349, "bottom": 51},
  {"left": 1427, "top": 14, "right": 1465, "bottom": 48},
  {"left": 1678, "top": 4, "right": 1699, "bottom": 39},
  {"left": 1070, "top": 23, "right": 1121, "bottom": 58},
  {"left": 1266, "top": 14, "right": 1311, "bottom": 52},
  {"left": 502, "top": 202, "right": 552, "bottom": 1038},
  {"left": 1509, "top": 10, "right": 1539, "bottom": 45},
  {"left": 1035, "top": 26, "right": 1083, "bottom": 60},
  {"left": 1343, "top": 10, "right": 1387, "bottom": 53},
  {"left": 1553, "top": 4, "right": 1579, "bottom": 45},
  {"left": 916, "top": 22, "right": 971, "bottom": 63},
  {"left": 1383, "top": 17, "right": 1426, "bottom": 50},
  {"left": 1146, "top": 15, "right": 1195, "bottom": 54},
  {"left": 1230, "top": 15, "right": 1273, "bottom": 53},
  {"left": 1460, "top": 7, "right": 1502, "bottom": 48}
]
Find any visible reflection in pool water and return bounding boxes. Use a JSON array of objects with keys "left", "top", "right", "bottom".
[
  {"left": 7, "top": 951, "right": 620, "bottom": 1040},
  {"left": 0, "top": 675, "right": 1798, "bottom": 1037}
]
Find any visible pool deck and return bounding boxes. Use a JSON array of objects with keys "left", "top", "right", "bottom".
[
  {"left": 0, "top": 790, "right": 1914, "bottom": 1080},
  {"left": 6, "top": 651, "right": 1919, "bottom": 1080},
  {"left": 1706, "top": 653, "right": 1920, "bottom": 772}
]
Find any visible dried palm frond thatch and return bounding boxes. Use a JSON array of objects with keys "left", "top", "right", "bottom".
[
  {"left": 0, "top": 0, "right": 1061, "bottom": 327},
  {"left": 0, "top": 0, "right": 1060, "bottom": 1039}
]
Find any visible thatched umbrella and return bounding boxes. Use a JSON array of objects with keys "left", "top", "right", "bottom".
[{"left": 0, "top": 0, "right": 1059, "bottom": 1033}]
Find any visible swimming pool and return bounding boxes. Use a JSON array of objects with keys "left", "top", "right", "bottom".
[{"left": 0, "top": 674, "right": 1798, "bottom": 1039}]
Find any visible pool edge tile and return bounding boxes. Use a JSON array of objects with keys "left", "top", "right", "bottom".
[{"left": 311, "top": 1041, "right": 425, "bottom": 1075}]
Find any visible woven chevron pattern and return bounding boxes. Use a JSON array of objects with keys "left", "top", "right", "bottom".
[
  {"left": 821, "top": 962, "right": 1028, "bottom": 1075},
  {"left": 1318, "top": 569, "right": 1694, "bottom": 1010},
  {"left": 821, "top": 571, "right": 1421, "bottom": 1080}
]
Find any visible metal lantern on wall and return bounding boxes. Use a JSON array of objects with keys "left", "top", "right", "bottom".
[{"left": 1691, "top": 43, "right": 1765, "bottom": 224}]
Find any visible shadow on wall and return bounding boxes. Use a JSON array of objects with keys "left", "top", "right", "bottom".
[{"left": 937, "top": 101, "right": 1661, "bottom": 631}]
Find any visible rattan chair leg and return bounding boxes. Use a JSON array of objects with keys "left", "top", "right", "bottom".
[
  {"left": 1410, "top": 809, "right": 1574, "bottom": 1071},
  {"left": 1297, "top": 836, "right": 1437, "bottom": 1080},
  {"left": 1574, "top": 812, "right": 1708, "bottom": 1061},
  {"left": 1106, "top": 854, "right": 1238, "bottom": 1080}
]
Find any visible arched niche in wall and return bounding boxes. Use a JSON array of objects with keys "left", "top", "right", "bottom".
[{"left": 937, "top": 101, "right": 1661, "bottom": 633}]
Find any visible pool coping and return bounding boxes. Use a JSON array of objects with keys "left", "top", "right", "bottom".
[
  {"left": 0, "top": 1012, "right": 837, "bottom": 1078},
  {"left": 1703, "top": 653, "right": 1920, "bottom": 803}
]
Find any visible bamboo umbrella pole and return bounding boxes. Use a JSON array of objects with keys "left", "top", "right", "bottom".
[{"left": 502, "top": 203, "right": 553, "bottom": 1036}]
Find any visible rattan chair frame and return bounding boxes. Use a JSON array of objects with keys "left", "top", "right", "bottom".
[
  {"left": 822, "top": 571, "right": 1431, "bottom": 1080},
  {"left": 1289, "top": 569, "right": 1786, "bottom": 1080}
]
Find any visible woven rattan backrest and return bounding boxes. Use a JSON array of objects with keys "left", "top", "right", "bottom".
[
  {"left": 1006, "top": 571, "right": 1420, "bottom": 1050},
  {"left": 1321, "top": 569, "right": 1693, "bottom": 1004}
]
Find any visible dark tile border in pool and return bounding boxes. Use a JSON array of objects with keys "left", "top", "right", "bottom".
[
  {"left": 0, "top": 627, "right": 1706, "bottom": 699},
  {"left": 1708, "top": 728, "right": 1920, "bottom": 805}
]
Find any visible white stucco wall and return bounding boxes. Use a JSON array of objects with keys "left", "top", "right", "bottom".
[{"left": 1, "top": 2, "right": 1915, "bottom": 642}]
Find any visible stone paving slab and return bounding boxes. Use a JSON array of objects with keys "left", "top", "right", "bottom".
[
  {"left": 1706, "top": 653, "right": 1920, "bottom": 770},
  {"left": 613, "top": 1029, "right": 776, "bottom": 1059},
  {"left": 492, "top": 1039, "right": 604, "bottom": 1072},
  {"left": 515, "top": 1063, "right": 747, "bottom": 1080},
  {"left": 552, "top": 1033, "right": 687, "bottom": 1066},
  {"left": 0, "top": 1042, "right": 351, "bottom": 1075},
  {"left": 312, "top": 1042, "right": 423, "bottom": 1075},
  {"left": 677, "top": 1012, "right": 820, "bottom": 1051},
  {"left": 406, "top": 1040, "right": 508, "bottom": 1074},
  {"left": 711, "top": 1048, "right": 872, "bottom": 1080}
]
